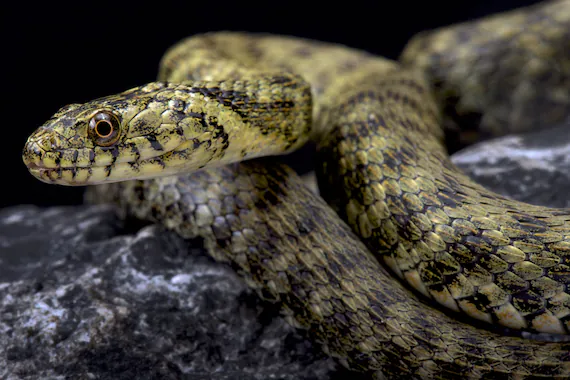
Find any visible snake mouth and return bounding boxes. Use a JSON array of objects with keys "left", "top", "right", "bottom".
[
  {"left": 24, "top": 155, "right": 170, "bottom": 186},
  {"left": 25, "top": 161, "right": 42, "bottom": 170},
  {"left": 24, "top": 162, "right": 54, "bottom": 182},
  {"left": 23, "top": 144, "right": 191, "bottom": 186},
  {"left": 22, "top": 128, "right": 192, "bottom": 186},
  {"left": 24, "top": 157, "right": 151, "bottom": 186},
  {"left": 23, "top": 152, "right": 83, "bottom": 186},
  {"left": 22, "top": 138, "right": 76, "bottom": 185}
]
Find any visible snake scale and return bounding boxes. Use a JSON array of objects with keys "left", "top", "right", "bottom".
[{"left": 22, "top": 0, "right": 570, "bottom": 378}]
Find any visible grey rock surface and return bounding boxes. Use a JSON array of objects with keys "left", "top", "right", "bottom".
[
  {"left": 0, "top": 205, "right": 352, "bottom": 380},
  {"left": 452, "top": 122, "right": 570, "bottom": 208}
]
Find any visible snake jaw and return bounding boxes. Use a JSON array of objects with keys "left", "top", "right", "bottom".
[
  {"left": 22, "top": 127, "right": 67, "bottom": 183},
  {"left": 23, "top": 130, "right": 82, "bottom": 185},
  {"left": 22, "top": 125, "right": 191, "bottom": 185}
]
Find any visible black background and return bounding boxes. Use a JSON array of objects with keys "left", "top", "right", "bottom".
[{"left": 3, "top": 0, "right": 541, "bottom": 208}]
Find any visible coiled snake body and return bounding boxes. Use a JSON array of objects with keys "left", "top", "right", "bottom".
[{"left": 22, "top": 0, "right": 570, "bottom": 377}]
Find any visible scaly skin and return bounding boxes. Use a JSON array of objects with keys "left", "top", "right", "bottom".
[
  {"left": 22, "top": 0, "right": 570, "bottom": 377},
  {"left": 401, "top": 0, "right": 570, "bottom": 146}
]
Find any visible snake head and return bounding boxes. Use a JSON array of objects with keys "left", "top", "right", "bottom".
[
  {"left": 24, "top": 74, "right": 312, "bottom": 186},
  {"left": 22, "top": 82, "right": 204, "bottom": 185}
]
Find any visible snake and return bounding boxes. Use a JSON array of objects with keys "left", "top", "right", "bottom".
[{"left": 21, "top": 0, "right": 570, "bottom": 378}]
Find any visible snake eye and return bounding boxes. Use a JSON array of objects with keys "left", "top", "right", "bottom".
[{"left": 89, "top": 111, "right": 121, "bottom": 146}]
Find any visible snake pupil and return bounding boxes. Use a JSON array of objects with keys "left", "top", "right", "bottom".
[{"left": 95, "top": 120, "right": 113, "bottom": 137}]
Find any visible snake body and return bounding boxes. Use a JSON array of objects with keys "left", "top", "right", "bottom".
[{"left": 22, "top": 0, "right": 570, "bottom": 377}]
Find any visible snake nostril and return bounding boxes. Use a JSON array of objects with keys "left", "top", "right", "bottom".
[
  {"left": 49, "top": 136, "right": 58, "bottom": 149},
  {"left": 22, "top": 139, "right": 44, "bottom": 167},
  {"left": 23, "top": 138, "right": 39, "bottom": 155},
  {"left": 36, "top": 137, "right": 50, "bottom": 151},
  {"left": 32, "top": 130, "right": 59, "bottom": 152},
  {"left": 31, "top": 142, "right": 42, "bottom": 156}
]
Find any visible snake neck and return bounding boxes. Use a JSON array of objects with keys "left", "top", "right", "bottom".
[
  {"left": 158, "top": 32, "right": 407, "bottom": 142},
  {"left": 171, "top": 74, "right": 314, "bottom": 163}
]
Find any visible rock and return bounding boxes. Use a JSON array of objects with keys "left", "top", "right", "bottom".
[
  {"left": 0, "top": 205, "right": 353, "bottom": 380},
  {"left": 452, "top": 121, "right": 570, "bottom": 208}
]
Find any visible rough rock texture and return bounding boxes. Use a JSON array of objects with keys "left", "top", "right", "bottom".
[
  {"left": 452, "top": 121, "right": 570, "bottom": 208},
  {"left": 2, "top": 123, "right": 569, "bottom": 379},
  {"left": 0, "top": 205, "right": 354, "bottom": 380}
]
